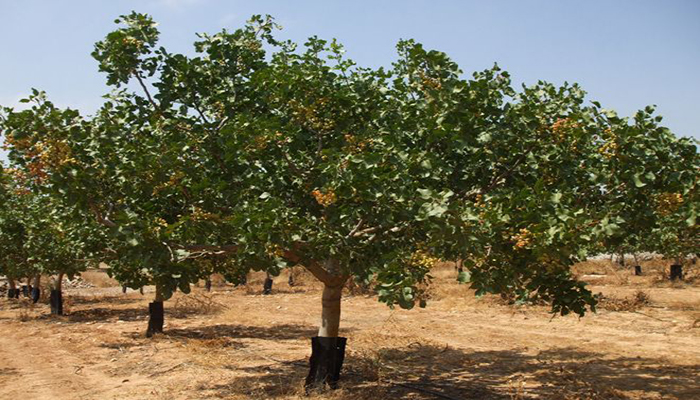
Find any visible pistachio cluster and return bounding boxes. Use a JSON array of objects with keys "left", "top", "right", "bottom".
[
  {"left": 311, "top": 188, "right": 337, "bottom": 207},
  {"left": 655, "top": 192, "right": 684, "bottom": 216},
  {"left": 511, "top": 227, "right": 533, "bottom": 249},
  {"left": 409, "top": 249, "right": 441, "bottom": 269}
]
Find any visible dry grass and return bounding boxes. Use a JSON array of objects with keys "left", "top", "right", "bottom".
[
  {"left": 597, "top": 290, "right": 651, "bottom": 312},
  {"left": 170, "top": 292, "right": 228, "bottom": 317},
  {"left": 2, "top": 256, "right": 699, "bottom": 399},
  {"left": 80, "top": 269, "right": 119, "bottom": 288}
]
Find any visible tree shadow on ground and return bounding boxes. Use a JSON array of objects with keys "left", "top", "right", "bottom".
[
  {"left": 34, "top": 305, "right": 148, "bottom": 323},
  {"left": 0, "top": 367, "right": 19, "bottom": 378},
  {"left": 35, "top": 298, "right": 225, "bottom": 323},
  {"left": 67, "top": 294, "right": 144, "bottom": 306},
  {"left": 166, "top": 323, "right": 319, "bottom": 342},
  {"left": 197, "top": 342, "right": 700, "bottom": 399}
]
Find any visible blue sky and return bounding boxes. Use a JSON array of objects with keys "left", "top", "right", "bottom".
[{"left": 1, "top": 0, "right": 699, "bottom": 162}]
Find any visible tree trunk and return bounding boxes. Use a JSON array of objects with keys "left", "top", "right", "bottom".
[
  {"left": 263, "top": 272, "right": 273, "bottom": 295},
  {"left": 318, "top": 283, "right": 343, "bottom": 337},
  {"left": 670, "top": 264, "right": 683, "bottom": 281},
  {"left": 205, "top": 277, "right": 212, "bottom": 292},
  {"left": 50, "top": 273, "right": 64, "bottom": 315},
  {"left": 7, "top": 278, "right": 17, "bottom": 299},
  {"left": 31, "top": 275, "right": 41, "bottom": 303},
  {"left": 146, "top": 285, "right": 165, "bottom": 337},
  {"left": 305, "top": 259, "right": 348, "bottom": 391},
  {"left": 288, "top": 267, "right": 295, "bottom": 287}
]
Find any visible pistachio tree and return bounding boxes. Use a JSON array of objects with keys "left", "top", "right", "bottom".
[
  {"left": 0, "top": 165, "right": 101, "bottom": 310},
  {"left": 592, "top": 108, "right": 698, "bottom": 273},
  {"left": 0, "top": 167, "right": 32, "bottom": 299},
  {"left": 2, "top": 12, "right": 697, "bottom": 389}
]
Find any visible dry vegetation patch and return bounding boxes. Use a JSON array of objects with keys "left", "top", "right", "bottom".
[
  {"left": 597, "top": 290, "right": 651, "bottom": 312},
  {"left": 1, "top": 258, "right": 699, "bottom": 399}
]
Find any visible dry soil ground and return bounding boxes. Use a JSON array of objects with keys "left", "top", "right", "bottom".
[{"left": 1, "top": 260, "right": 698, "bottom": 400}]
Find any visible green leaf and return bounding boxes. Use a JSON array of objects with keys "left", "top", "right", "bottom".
[
  {"left": 427, "top": 204, "right": 448, "bottom": 217},
  {"left": 417, "top": 188, "right": 432, "bottom": 199},
  {"left": 178, "top": 281, "right": 191, "bottom": 294},
  {"left": 551, "top": 192, "right": 562, "bottom": 204}
]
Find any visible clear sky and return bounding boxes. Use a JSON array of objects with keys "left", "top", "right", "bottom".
[{"left": 1, "top": 0, "right": 699, "bottom": 163}]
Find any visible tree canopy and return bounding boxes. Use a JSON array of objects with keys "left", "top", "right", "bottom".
[{"left": 1, "top": 12, "right": 697, "bottom": 318}]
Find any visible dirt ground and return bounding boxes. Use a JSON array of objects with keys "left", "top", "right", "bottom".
[{"left": 1, "top": 260, "right": 698, "bottom": 400}]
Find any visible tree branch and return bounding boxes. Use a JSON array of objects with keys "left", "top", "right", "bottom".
[
  {"left": 192, "top": 102, "right": 211, "bottom": 125},
  {"left": 345, "top": 218, "right": 364, "bottom": 239},
  {"left": 483, "top": 146, "right": 535, "bottom": 194},
  {"left": 282, "top": 245, "right": 347, "bottom": 286},
  {"left": 88, "top": 201, "right": 117, "bottom": 228},
  {"left": 135, "top": 73, "right": 161, "bottom": 113}
]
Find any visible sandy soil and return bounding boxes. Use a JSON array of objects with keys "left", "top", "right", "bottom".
[{"left": 1, "top": 263, "right": 698, "bottom": 400}]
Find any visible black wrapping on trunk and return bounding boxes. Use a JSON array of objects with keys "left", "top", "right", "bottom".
[
  {"left": 263, "top": 277, "right": 273, "bottom": 295},
  {"left": 146, "top": 301, "right": 164, "bottom": 337},
  {"left": 205, "top": 279, "right": 212, "bottom": 292},
  {"left": 50, "top": 290, "right": 63, "bottom": 315},
  {"left": 21, "top": 285, "right": 29, "bottom": 297},
  {"left": 31, "top": 287, "right": 41, "bottom": 303},
  {"left": 305, "top": 336, "right": 347, "bottom": 390},
  {"left": 634, "top": 265, "right": 642, "bottom": 276},
  {"left": 670, "top": 265, "right": 683, "bottom": 281}
]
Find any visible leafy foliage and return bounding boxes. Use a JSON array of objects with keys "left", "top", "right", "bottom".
[{"left": 1, "top": 12, "right": 697, "bottom": 317}]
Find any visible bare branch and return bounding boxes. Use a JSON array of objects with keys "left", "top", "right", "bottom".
[
  {"left": 192, "top": 102, "right": 211, "bottom": 124},
  {"left": 135, "top": 73, "right": 161, "bottom": 113},
  {"left": 88, "top": 201, "right": 117, "bottom": 228},
  {"left": 351, "top": 224, "right": 403, "bottom": 238},
  {"left": 345, "top": 218, "right": 364, "bottom": 239},
  {"left": 215, "top": 116, "right": 229, "bottom": 132}
]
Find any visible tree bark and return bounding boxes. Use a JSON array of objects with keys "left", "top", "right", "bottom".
[
  {"left": 50, "top": 273, "right": 64, "bottom": 315},
  {"left": 305, "top": 259, "right": 348, "bottom": 390},
  {"left": 318, "top": 282, "right": 343, "bottom": 337},
  {"left": 56, "top": 273, "right": 64, "bottom": 291},
  {"left": 147, "top": 285, "right": 165, "bottom": 337}
]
